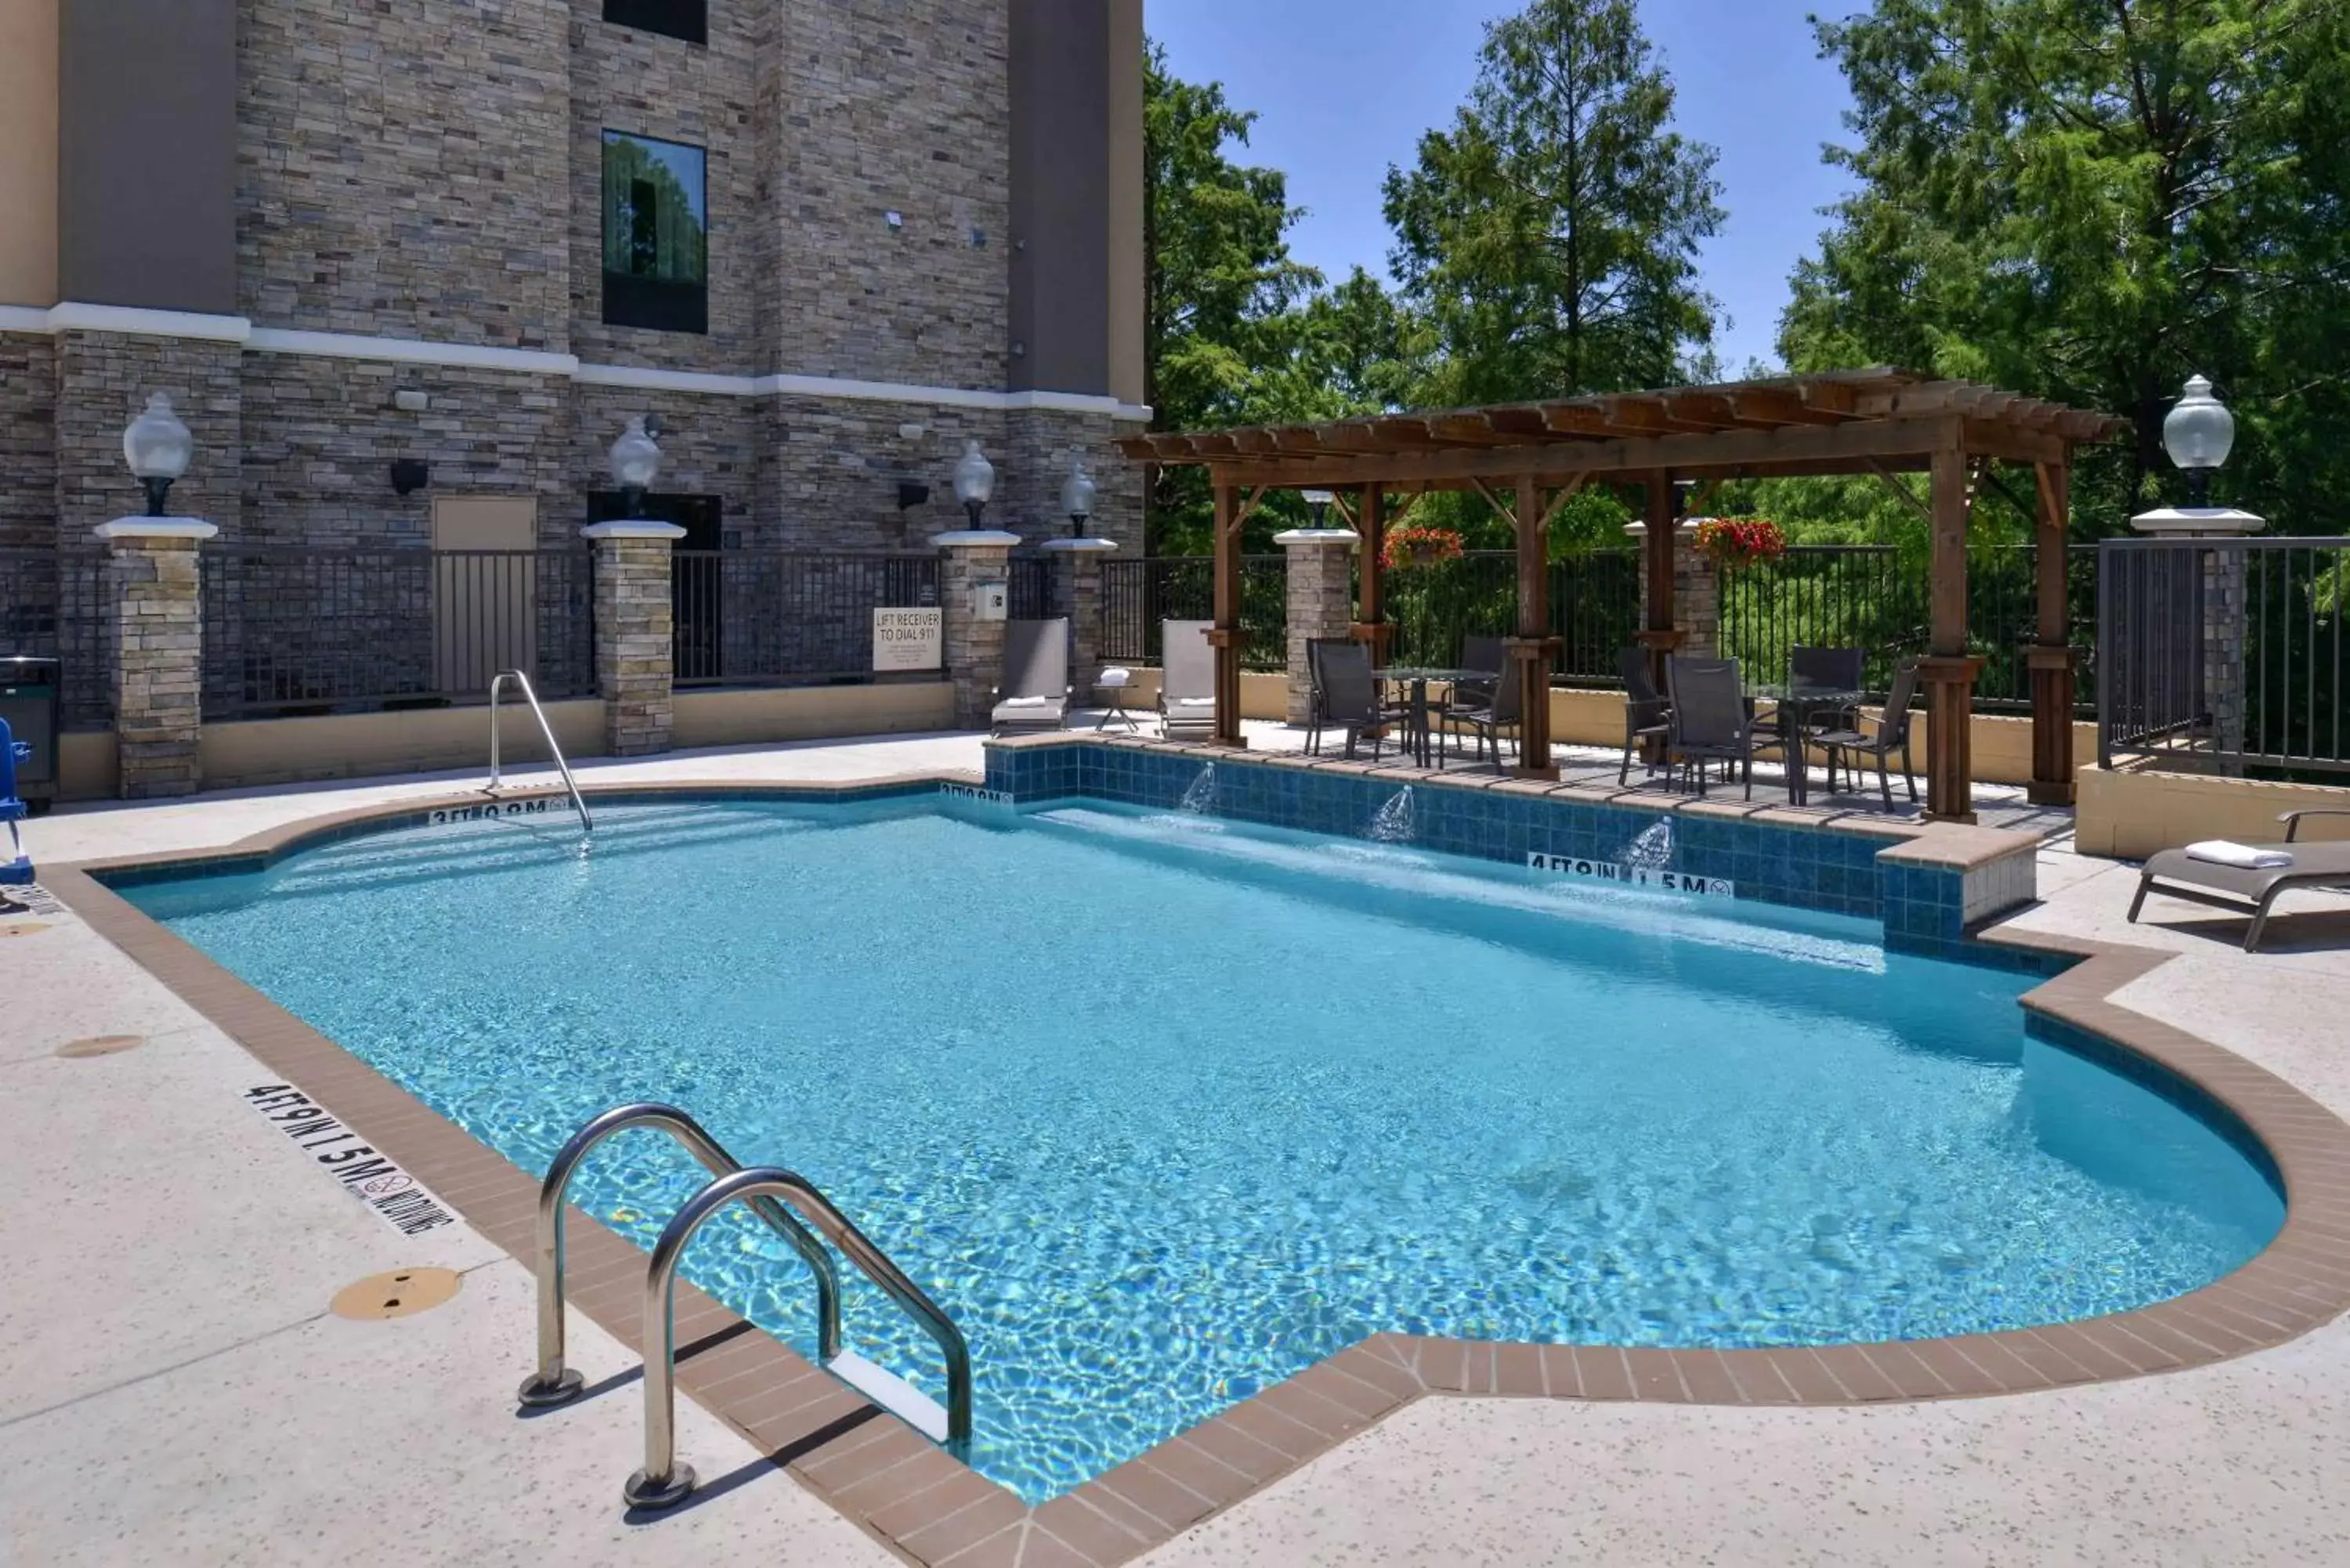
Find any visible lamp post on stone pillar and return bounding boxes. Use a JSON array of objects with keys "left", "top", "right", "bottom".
[
  {"left": 1275, "top": 523, "right": 1358, "bottom": 727},
  {"left": 584, "top": 419, "right": 685, "bottom": 757},
  {"left": 1039, "top": 459, "right": 1117, "bottom": 709},
  {"left": 936, "top": 441, "right": 1022, "bottom": 728},
  {"left": 99, "top": 394, "right": 215, "bottom": 800},
  {"left": 2131, "top": 375, "right": 2261, "bottom": 774}
]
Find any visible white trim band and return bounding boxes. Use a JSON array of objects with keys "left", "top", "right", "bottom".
[
  {"left": 95, "top": 517, "right": 222, "bottom": 542},
  {"left": 1, "top": 302, "right": 1156, "bottom": 420}
]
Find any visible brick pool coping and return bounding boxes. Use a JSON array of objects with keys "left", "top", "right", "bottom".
[{"left": 42, "top": 776, "right": 2350, "bottom": 1568}]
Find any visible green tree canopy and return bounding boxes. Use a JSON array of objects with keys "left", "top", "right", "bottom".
[
  {"left": 1383, "top": 0, "right": 1726, "bottom": 405},
  {"left": 1781, "top": 0, "right": 2350, "bottom": 535}
]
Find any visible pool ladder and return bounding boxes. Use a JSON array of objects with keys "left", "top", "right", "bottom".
[
  {"left": 486, "top": 670, "right": 593, "bottom": 835},
  {"left": 516, "top": 1104, "right": 974, "bottom": 1510}
]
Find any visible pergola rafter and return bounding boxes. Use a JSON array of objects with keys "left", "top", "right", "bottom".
[{"left": 1122, "top": 368, "right": 2128, "bottom": 822}]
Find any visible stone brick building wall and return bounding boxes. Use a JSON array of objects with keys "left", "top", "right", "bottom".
[
  {"left": 766, "top": 1, "right": 1013, "bottom": 388},
  {"left": 237, "top": 0, "right": 573, "bottom": 349},
  {"left": 53, "top": 334, "right": 244, "bottom": 544},
  {"left": 568, "top": 0, "right": 762, "bottom": 373},
  {"left": 0, "top": 335, "right": 53, "bottom": 549}
]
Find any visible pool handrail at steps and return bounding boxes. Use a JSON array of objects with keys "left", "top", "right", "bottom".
[
  {"left": 516, "top": 1103, "right": 844, "bottom": 1408},
  {"left": 486, "top": 670, "right": 593, "bottom": 835},
  {"left": 625, "top": 1165, "right": 976, "bottom": 1510}
]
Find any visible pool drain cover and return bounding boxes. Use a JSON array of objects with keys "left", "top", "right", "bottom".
[
  {"left": 331, "top": 1268, "right": 462, "bottom": 1321},
  {"left": 56, "top": 1035, "right": 145, "bottom": 1059}
]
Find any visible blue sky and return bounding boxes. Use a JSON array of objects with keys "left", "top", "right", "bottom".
[{"left": 1144, "top": 0, "right": 1867, "bottom": 374}]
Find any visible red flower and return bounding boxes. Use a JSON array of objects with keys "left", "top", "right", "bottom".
[
  {"left": 1694, "top": 517, "right": 1786, "bottom": 569},
  {"left": 1381, "top": 525, "right": 1467, "bottom": 572}
]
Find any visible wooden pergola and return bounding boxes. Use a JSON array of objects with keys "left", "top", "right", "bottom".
[{"left": 1120, "top": 368, "right": 2128, "bottom": 822}]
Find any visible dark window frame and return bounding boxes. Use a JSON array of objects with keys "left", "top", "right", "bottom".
[
  {"left": 600, "top": 130, "right": 710, "bottom": 336},
  {"left": 603, "top": 1, "right": 707, "bottom": 46}
]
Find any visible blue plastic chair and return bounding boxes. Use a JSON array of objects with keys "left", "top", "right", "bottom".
[{"left": 0, "top": 717, "right": 31, "bottom": 885}]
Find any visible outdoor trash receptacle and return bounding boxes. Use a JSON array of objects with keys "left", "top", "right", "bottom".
[{"left": 0, "top": 656, "right": 61, "bottom": 812}]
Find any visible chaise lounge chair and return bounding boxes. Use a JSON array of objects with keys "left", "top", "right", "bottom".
[
  {"left": 2129, "top": 811, "right": 2350, "bottom": 952},
  {"left": 991, "top": 617, "right": 1072, "bottom": 735},
  {"left": 1159, "top": 620, "right": 1219, "bottom": 739}
]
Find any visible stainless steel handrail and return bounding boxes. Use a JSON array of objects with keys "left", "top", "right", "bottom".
[
  {"left": 516, "top": 1105, "right": 843, "bottom": 1408},
  {"left": 624, "top": 1165, "right": 975, "bottom": 1510},
  {"left": 487, "top": 670, "right": 593, "bottom": 835}
]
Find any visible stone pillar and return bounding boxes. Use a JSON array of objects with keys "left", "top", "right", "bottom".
[
  {"left": 1277, "top": 529, "right": 1358, "bottom": 726},
  {"left": 1043, "top": 542, "right": 1116, "bottom": 703},
  {"left": 583, "top": 520, "right": 685, "bottom": 757},
  {"left": 938, "top": 530, "right": 1022, "bottom": 728},
  {"left": 2131, "top": 505, "right": 2263, "bottom": 775},
  {"left": 96, "top": 518, "right": 217, "bottom": 800},
  {"left": 1627, "top": 519, "right": 1716, "bottom": 659}
]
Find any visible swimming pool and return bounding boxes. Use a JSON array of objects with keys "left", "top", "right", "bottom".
[{"left": 121, "top": 794, "right": 2284, "bottom": 1501}]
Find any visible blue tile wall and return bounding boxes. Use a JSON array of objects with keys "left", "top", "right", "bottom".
[
  {"left": 989, "top": 743, "right": 1929, "bottom": 925},
  {"left": 2023, "top": 1010, "right": 2284, "bottom": 1197}
]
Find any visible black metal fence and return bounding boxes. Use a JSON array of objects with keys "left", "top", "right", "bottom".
[
  {"left": 1383, "top": 551, "right": 1643, "bottom": 682},
  {"left": 1717, "top": 544, "right": 2098, "bottom": 712},
  {"left": 0, "top": 546, "right": 114, "bottom": 728},
  {"left": 1100, "top": 555, "right": 1288, "bottom": 670},
  {"left": 2101, "top": 537, "right": 2350, "bottom": 777},
  {"left": 1008, "top": 555, "right": 1056, "bottom": 622},
  {"left": 672, "top": 551, "right": 941, "bottom": 686},
  {"left": 202, "top": 547, "right": 594, "bottom": 719}
]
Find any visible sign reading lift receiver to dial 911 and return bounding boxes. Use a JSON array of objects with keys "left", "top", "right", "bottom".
[{"left": 873, "top": 608, "right": 942, "bottom": 673}]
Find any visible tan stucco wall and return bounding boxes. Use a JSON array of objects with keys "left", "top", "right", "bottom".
[
  {"left": 197, "top": 700, "right": 608, "bottom": 791},
  {"left": 2077, "top": 764, "right": 2350, "bottom": 860},
  {"left": 671, "top": 682, "right": 955, "bottom": 750},
  {"left": 58, "top": 730, "right": 116, "bottom": 800},
  {"left": 0, "top": 0, "right": 59, "bottom": 306}
]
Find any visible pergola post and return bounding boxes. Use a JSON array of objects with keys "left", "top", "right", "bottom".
[
  {"left": 1632, "top": 471, "right": 1683, "bottom": 694},
  {"left": 1920, "top": 443, "right": 1980, "bottom": 822},
  {"left": 2027, "top": 461, "right": 2077, "bottom": 806},
  {"left": 1353, "top": 485, "right": 1390, "bottom": 662},
  {"left": 1208, "top": 481, "right": 1246, "bottom": 747},
  {"left": 1509, "top": 473, "right": 1560, "bottom": 779}
]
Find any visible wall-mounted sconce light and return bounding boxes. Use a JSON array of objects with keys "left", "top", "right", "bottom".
[
  {"left": 389, "top": 459, "right": 431, "bottom": 497},
  {"left": 897, "top": 481, "right": 932, "bottom": 511}
]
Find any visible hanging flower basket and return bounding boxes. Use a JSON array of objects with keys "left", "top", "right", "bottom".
[
  {"left": 1382, "top": 524, "right": 1466, "bottom": 572},
  {"left": 1693, "top": 517, "right": 1788, "bottom": 571}
]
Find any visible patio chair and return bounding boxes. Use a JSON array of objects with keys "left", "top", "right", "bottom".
[
  {"left": 1159, "top": 620, "right": 1219, "bottom": 739},
  {"left": 1788, "top": 644, "right": 1868, "bottom": 786},
  {"left": 1448, "top": 656, "right": 1523, "bottom": 771},
  {"left": 1665, "top": 656, "right": 1781, "bottom": 800},
  {"left": 1438, "top": 635, "right": 1508, "bottom": 761},
  {"left": 990, "top": 618, "right": 1072, "bottom": 735},
  {"left": 2131, "top": 811, "right": 2350, "bottom": 952},
  {"left": 1307, "top": 638, "right": 1408, "bottom": 760},
  {"left": 1618, "top": 646, "right": 1672, "bottom": 786},
  {"left": 1815, "top": 660, "right": 1921, "bottom": 810}
]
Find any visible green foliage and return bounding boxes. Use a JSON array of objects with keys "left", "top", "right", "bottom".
[
  {"left": 1782, "top": 0, "right": 2350, "bottom": 536},
  {"left": 1383, "top": 0, "right": 1725, "bottom": 403}
]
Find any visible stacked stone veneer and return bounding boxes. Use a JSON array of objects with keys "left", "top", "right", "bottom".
[
  {"left": 1632, "top": 521, "right": 1719, "bottom": 660},
  {"left": 591, "top": 532, "right": 680, "bottom": 756},
  {"left": 1282, "top": 536, "right": 1358, "bottom": 724},
  {"left": 941, "top": 541, "right": 1014, "bottom": 728},
  {"left": 108, "top": 537, "right": 206, "bottom": 798}
]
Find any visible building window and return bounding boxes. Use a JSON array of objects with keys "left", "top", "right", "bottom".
[
  {"left": 603, "top": 2, "right": 706, "bottom": 45},
  {"left": 602, "top": 131, "right": 708, "bottom": 334}
]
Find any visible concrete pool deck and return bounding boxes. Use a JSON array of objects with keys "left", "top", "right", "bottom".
[{"left": 5, "top": 727, "right": 2348, "bottom": 1566}]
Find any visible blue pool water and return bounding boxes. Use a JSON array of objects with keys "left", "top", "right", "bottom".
[{"left": 125, "top": 797, "right": 2283, "bottom": 1500}]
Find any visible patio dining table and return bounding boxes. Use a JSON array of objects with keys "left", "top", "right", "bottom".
[
  {"left": 1748, "top": 683, "right": 1867, "bottom": 807},
  {"left": 1375, "top": 667, "right": 1494, "bottom": 768}
]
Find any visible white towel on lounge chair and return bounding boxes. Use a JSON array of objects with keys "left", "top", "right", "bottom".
[
  {"left": 1001, "top": 696, "right": 1052, "bottom": 709},
  {"left": 2186, "top": 841, "right": 2294, "bottom": 870}
]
